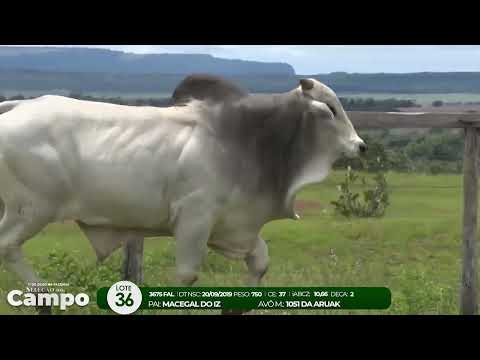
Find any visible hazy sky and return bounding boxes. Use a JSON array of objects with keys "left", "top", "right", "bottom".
[{"left": 15, "top": 45, "right": 480, "bottom": 74}]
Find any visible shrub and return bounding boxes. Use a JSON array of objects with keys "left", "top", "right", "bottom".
[{"left": 331, "top": 166, "right": 390, "bottom": 218}]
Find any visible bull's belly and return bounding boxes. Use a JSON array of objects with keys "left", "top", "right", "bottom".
[
  {"left": 207, "top": 239, "right": 255, "bottom": 259},
  {"left": 57, "top": 175, "right": 173, "bottom": 229},
  {"left": 58, "top": 198, "right": 172, "bottom": 230}
]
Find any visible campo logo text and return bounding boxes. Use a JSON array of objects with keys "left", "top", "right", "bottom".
[{"left": 7, "top": 290, "right": 90, "bottom": 310}]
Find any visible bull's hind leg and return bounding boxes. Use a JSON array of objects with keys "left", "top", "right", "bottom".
[
  {"left": 122, "top": 236, "right": 144, "bottom": 283},
  {"left": 0, "top": 198, "right": 53, "bottom": 314}
]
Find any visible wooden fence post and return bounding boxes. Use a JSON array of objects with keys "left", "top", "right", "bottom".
[
  {"left": 123, "top": 237, "right": 144, "bottom": 284},
  {"left": 461, "top": 126, "right": 478, "bottom": 315}
]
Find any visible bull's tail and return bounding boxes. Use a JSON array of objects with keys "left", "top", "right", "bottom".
[{"left": 0, "top": 100, "right": 23, "bottom": 115}]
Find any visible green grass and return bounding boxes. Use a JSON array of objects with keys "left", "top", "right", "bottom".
[{"left": 0, "top": 171, "right": 475, "bottom": 315}]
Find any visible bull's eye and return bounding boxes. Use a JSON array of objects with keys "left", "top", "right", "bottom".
[{"left": 327, "top": 104, "right": 337, "bottom": 116}]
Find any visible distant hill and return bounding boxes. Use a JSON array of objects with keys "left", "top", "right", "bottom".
[
  {"left": 0, "top": 69, "right": 295, "bottom": 94},
  {"left": 1, "top": 47, "right": 480, "bottom": 94},
  {"left": 0, "top": 47, "right": 295, "bottom": 76}
]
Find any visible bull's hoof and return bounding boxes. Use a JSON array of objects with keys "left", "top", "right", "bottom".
[
  {"left": 36, "top": 306, "right": 52, "bottom": 315},
  {"left": 221, "top": 309, "right": 249, "bottom": 315}
]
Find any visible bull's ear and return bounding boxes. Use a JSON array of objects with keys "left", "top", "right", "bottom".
[{"left": 300, "top": 79, "right": 315, "bottom": 92}]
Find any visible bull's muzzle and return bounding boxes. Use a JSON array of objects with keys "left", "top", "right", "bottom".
[
  {"left": 344, "top": 138, "right": 367, "bottom": 158},
  {"left": 358, "top": 142, "right": 367, "bottom": 154}
]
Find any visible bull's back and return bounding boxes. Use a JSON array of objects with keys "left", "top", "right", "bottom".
[{"left": 0, "top": 96, "right": 203, "bottom": 229}]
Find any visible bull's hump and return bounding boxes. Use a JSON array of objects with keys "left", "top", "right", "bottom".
[{"left": 172, "top": 74, "right": 248, "bottom": 105}]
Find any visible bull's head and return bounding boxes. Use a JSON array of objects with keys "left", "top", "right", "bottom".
[
  {"left": 284, "top": 79, "right": 367, "bottom": 218},
  {"left": 297, "top": 78, "right": 366, "bottom": 158}
]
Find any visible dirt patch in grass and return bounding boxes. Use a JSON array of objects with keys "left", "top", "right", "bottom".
[{"left": 295, "top": 200, "right": 323, "bottom": 214}]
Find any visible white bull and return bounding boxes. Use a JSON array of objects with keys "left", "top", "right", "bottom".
[{"left": 0, "top": 79, "right": 365, "bottom": 297}]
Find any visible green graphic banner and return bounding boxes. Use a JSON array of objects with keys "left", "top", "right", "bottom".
[{"left": 97, "top": 287, "right": 391, "bottom": 311}]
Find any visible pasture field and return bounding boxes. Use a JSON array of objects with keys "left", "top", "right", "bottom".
[
  {"left": 0, "top": 171, "right": 476, "bottom": 315},
  {"left": 337, "top": 92, "right": 480, "bottom": 106}
]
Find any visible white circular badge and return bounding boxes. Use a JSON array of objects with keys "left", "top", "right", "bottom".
[{"left": 107, "top": 281, "right": 142, "bottom": 315}]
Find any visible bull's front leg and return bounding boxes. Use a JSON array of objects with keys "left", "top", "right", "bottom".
[
  {"left": 245, "top": 235, "right": 269, "bottom": 287},
  {"left": 172, "top": 198, "right": 214, "bottom": 287},
  {"left": 222, "top": 235, "right": 270, "bottom": 315}
]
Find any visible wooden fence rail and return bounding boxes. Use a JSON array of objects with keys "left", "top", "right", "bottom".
[
  {"left": 352, "top": 111, "right": 479, "bottom": 315},
  {"left": 123, "top": 111, "right": 480, "bottom": 315}
]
